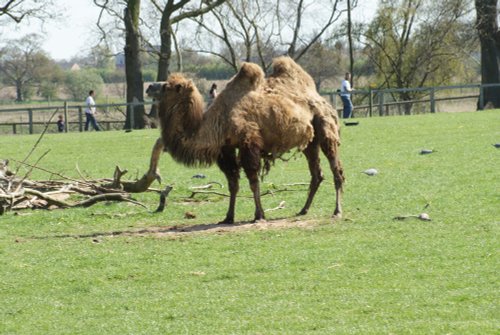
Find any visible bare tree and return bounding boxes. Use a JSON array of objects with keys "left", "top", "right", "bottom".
[
  {"left": 346, "top": 0, "right": 359, "bottom": 86},
  {"left": 94, "top": 0, "right": 147, "bottom": 128},
  {"left": 299, "top": 40, "right": 344, "bottom": 91},
  {"left": 148, "top": 0, "right": 227, "bottom": 81},
  {"left": 124, "top": 1, "right": 146, "bottom": 129},
  {"left": 0, "top": 0, "right": 57, "bottom": 23},
  {"left": 190, "top": 0, "right": 348, "bottom": 73},
  {"left": 475, "top": 0, "right": 500, "bottom": 108},
  {"left": 94, "top": 1, "right": 226, "bottom": 123},
  {"left": 189, "top": 1, "right": 267, "bottom": 72}
]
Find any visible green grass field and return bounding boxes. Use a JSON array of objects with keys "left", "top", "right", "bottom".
[{"left": 1, "top": 111, "right": 499, "bottom": 334}]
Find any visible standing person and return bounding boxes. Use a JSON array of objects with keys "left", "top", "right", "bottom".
[
  {"left": 85, "top": 90, "right": 100, "bottom": 131},
  {"left": 208, "top": 83, "right": 218, "bottom": 105},
  {"left": 56, "top": 114, "right": 64, "bottom": 132},
  {"left": 340, "top": 72, "right": 354, "bottom": 118}
]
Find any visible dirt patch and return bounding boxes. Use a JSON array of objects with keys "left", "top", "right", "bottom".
[
  {"left": 148, "top": 218, "right": 321, "bottom": 238},
  {"left": 108, "top": 218, "right": 322, "bottom": 239},
  {"left": 29, "top": 218, "right": 323, "bottom": 242}
]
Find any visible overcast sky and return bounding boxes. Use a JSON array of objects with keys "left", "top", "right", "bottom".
[{"left": 0, "top": 0, "right": 378, "bottom": 61}]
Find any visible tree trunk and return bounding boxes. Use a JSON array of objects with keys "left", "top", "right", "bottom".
[
  {"left": 15, "top": 81, "right": 23, "bottom": 102},
  {"left": 347, "top": 0, "right": 354, "bottom": 87},
  {"left": 157, "top": 19, "right": 172, "bottom": 81},
  {"left": 476, "top": 0, "right": 500, "bottom": 109},
  {"left": 124, "top": 3, "right": 146, "bottom": 129},
  {"left": 147, "top": 12, "right": 172, "bottom": 122}
]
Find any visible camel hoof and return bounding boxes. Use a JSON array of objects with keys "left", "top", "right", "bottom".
[
  {"left": 332, "top": 212, "right": 342, "bottom": 221},
  {"left": 218, "top": 218, "right": 234, "bottom": 225},
  {"left": 252, "top": 218, "right": 266, "bottom": 224},
  {"left": 297, "top": 209, "right": 308, "bottom": 216}
]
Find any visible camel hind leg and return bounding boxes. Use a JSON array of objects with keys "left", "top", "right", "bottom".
[
  {"left": 298, "top": 138, "right": 324, "bottom": 215},
  {"left": 301, "top": 115, "right": 344, "bottom": 219},
  {"left": 319, "top": 134, "right": 344, "bottom": 219},
  {"left": 217, "top": 146, "right": 240, "bottom": 224}
]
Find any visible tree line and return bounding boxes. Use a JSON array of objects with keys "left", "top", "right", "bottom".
[{"left": 1, "top": 0, "right": 499, "bottom": 126}]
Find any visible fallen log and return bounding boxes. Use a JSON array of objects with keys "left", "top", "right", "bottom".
[{"left": 119, "top": 137, "right": 164, "bottom": 193}]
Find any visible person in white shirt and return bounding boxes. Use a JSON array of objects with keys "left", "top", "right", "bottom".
[
  {"left": 340, "top": 72, "right": 354, "bottom": 118},
  {"left": 85, "top": 90, "right": 100, "bottom": 131},
  {"left": 208, "top": 83, "right": 218, "bottom": 106}
]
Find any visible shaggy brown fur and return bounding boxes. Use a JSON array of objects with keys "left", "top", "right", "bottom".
[
  {"left": 266, "top": 57, "right": 345, "bottom": 217},
  {"left": 155, "top": 57, "right": 344, "bottom": 223}
]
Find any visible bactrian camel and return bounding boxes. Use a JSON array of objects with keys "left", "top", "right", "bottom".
[{"left": 148, "top": 56, "right": 344, "bottom": 224}]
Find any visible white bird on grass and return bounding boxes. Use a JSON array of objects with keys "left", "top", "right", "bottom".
[{"left": 362, "top": 168, "right": 378, "bottom": 176}]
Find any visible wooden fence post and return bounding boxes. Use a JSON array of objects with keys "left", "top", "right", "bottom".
[
  {"left": 64, "top": 101, "right": 69, "bottom": 132},
  {"left": 378, "top": 92, "right": 384, "bottom": 117},
  {"left": 430, "top": 87, "right": 436, "bottom": 113},
  {"left": 329, "top": 93, "right": 334, "bottom": 109},
  {"left": 28, "top": 109, "right": 33, "bottom": 134},
  {"left": 369, "top": 88, "right": 373, "bottom": 117},
  {"left": 78, "top": 106, "right": 83, "bottom": 132},
  {"left": 479, "top": 85, "right": 484, "bottom": 110}
]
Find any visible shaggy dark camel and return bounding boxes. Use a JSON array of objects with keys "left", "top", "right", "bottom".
[{"left": 149, "top": 57, "right": 344, "bottom": 223}]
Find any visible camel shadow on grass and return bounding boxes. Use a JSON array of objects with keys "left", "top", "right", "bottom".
[{"left": 30, "top": 217, "right": 318, "bottom": 241}]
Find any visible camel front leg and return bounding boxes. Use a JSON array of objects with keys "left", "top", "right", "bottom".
[
  {"left": 240, "top": 145, "right": 265, "bottom": 222},
  {"left": 217, "top": 147, "right": 240, "bottom": 224}
]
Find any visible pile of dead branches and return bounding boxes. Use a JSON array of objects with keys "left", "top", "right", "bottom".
[
  {"left": 0, "top": 133, "right": 166, "bottom": 215},
  {"left": 0, "top": 158, "right": 157, "bottom": 214}
]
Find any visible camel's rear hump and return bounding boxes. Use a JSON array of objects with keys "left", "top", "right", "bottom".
[
  {"left": 225, "top": 62, "right": 265, "bottom": 93},
  {"left": 269, "top": 56, "right": 316, "bottom": 91}
]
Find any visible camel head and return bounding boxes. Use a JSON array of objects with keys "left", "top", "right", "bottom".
[
  {"left": 158, "top": 74, "right": 204, "bottom": 116},
  {"left": 155, "top": 74, "right": 206, "bottom": 148},
  {"left": 146, "top": 83, "right": 162, "bottom": 100}
]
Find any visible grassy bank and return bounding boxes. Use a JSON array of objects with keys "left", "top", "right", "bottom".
[{"left": 1, "top": 110, "right": 498, "bottom": 334}]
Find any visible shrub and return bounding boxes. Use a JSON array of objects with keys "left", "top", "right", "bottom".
[{"left": 65, "top": 70, "right": 104, "bottom": 101}]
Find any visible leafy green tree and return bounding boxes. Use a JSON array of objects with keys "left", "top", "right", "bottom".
[
  {"left": 363, "top": 0, "right": 475, "bottom": 114},
  {"left": 65, "top": 70, "right": 104, "bottom": 101},
  {"left": 38, "top": 63, "right": 65, "bottom": 101},
  {"left": 0, "top": 34, "right": 53, "bottom": 101}
]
